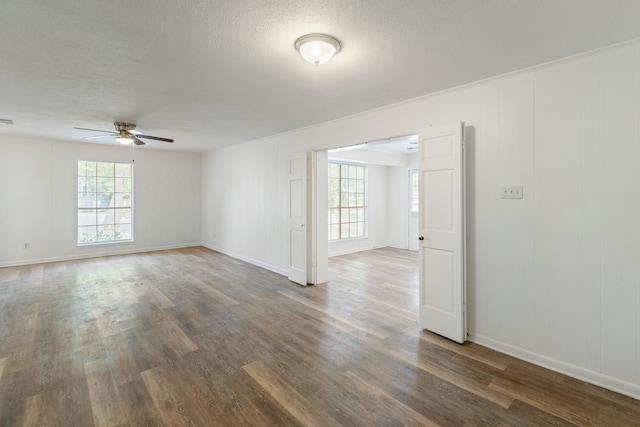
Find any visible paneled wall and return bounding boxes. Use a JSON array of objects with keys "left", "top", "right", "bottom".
[{"left": 201, "top": 40, "right": 640, "bottom": 398}]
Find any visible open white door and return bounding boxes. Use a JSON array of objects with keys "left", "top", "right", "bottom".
[
  {"left": 418, "top": 122, "right": 466, "bottom": 343},
  {"left": 288, "top": 153, "right": 307, "bottom": 286}
]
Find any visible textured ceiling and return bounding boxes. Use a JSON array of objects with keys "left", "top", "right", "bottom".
[{"left": 1, "top": 0, "right": 640, "bottom": 152}]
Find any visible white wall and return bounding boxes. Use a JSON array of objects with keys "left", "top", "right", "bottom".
[
  {"left": 0, "top": 135, "right": 201, "bottom": 266},
  {"left": 200, "top": 39, "right": 640, "bottom": 399},
  {"left": 200, "top": 136, "right": 287, "bottom": 274},
  {"left": 386, "top": 166, "right": 410, "bottom": 249}
]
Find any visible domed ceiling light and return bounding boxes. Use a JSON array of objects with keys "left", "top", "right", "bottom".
[
  {"left": 295, "top": 34, "right": 341, "bottom": 66},
  {"left": 115, "top": 134, "right": 135, "bottom": 145}
]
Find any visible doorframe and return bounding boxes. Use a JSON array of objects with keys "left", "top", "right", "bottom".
[
  {"left": 309, "top": 132, "right": 421, "bottom": 285},
  {"left": 309, "top": 150, "right": 329, "bottom": 285},
  {"left": 408, "top": 168, "right": 419, "bottom": 251}
]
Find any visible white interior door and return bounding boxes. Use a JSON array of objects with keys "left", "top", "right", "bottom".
[
  {"left": 418, "top": 122, "right": 466, "bottom": 343},
  {"left": 288, "top": 153, "right": 307, "bottom": 286}
]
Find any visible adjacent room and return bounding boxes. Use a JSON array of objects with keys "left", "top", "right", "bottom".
[{"left": 2, "top": 1, "right": 640, "bottom": 425}]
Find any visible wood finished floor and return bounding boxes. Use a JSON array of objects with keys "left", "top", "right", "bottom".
[{"left": 0, "top": 247, "right": 638, "bottom": 426}]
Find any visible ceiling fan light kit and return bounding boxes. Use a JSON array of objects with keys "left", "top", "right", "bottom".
[
  {"left": 115, "top": 135, "right": 135, "bottom": 145},
  {"left": 295, "top": 33, "right": 341, "bottom": 66},
  {"left": 74, "top": 122, "right": 174, "bottom": 146}
]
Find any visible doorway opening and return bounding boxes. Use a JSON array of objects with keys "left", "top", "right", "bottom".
[
  {"left": 311, "top": 133, "right": 419, "bottom": 285},
  {"left": 307, "top": 123, "right": 467, "bottom": 344}
]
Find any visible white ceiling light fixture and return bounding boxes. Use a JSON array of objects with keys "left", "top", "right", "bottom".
[
  {"left": 295, "top": 33, "right": 341, "bottom": 66},
  {"left": 116, "top": 134, "right": 135, "bottom": 145}
]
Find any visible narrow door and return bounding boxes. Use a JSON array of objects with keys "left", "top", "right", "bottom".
[
  {"left": 288, "top": 153, "right": 307, "bottom": 286},
  {"left": 418, "top": 122, "right": 466, "bottom": 343}
]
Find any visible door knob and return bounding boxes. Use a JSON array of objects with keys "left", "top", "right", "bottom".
[{"left": 419, "top": 236, "right": 424, "bottom": 240}]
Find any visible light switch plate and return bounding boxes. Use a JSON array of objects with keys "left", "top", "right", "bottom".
[{"left": 501, "top": 186, "right": 523, "bottom": 199}]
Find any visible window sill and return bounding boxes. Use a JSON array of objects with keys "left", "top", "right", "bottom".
[{"left": 77, "top": 240, "right": 135, "bottom": 248}]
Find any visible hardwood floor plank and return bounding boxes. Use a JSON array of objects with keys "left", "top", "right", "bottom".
[
  {"left": 0, "top": 268, "right": 19, "bottom": 282},
  {"left": 327, "top": 278, "right": 419, "bottom": 318},
  {"left": 231, "top": 376, "right": 305, "bottom": 426},
  {"left": 141, "top": 365, "right": 227, "bottom": 427},
  {"left": 117, "top": 377, "right": 166, "bottom": 426},
  {"left": 103, "top": 332, "right": 150, "bottom": 386},
  {"left": 342, "top": 370, "right": 440, "bottom": 427},
  {"left": 84, "top": 359, "right": 128, "bottom": 427},
  {"left": 509, "top": 357, "right": 640, "bottom": 419},
  {"left": 133, "top": 283, "right": 176, "bottom": 309},
  {"left": 243, "top": 360, "right": 341, "bottom": 427},
  {"left": 186, "top": 276, "right": 240, "bottom": 307},
  {"left": 389, "top": 348, "right": 514, "bottom": 409},
  {"left": 420, "top": 331, "right": 511, "bottom": 370},
  {"left": 137, "top": 307, "right": 199, "bottom": 357},
  {"left": 490, "top": 363, "right": 640, "bottom": 426},
  {"left": 2, "top": 304, "right": 38, "bottom": 374},
  {"left": 0, "top": 370, "right": 30, "bottom": 426},
  {"left": 24, "top": 393, "right": 49, "bottom": 427},
  {"left": 24, "top": 381, "right": 94, "bottom": 427},
  {"left": 278, "top": 289, "right": 391, "bottom": 339},
  {"left": 140, "top": 366, "right": 199, "bottom": 426}
]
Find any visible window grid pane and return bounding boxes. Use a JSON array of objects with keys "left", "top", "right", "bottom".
[
  {"left": 328, "top": 162, "right": 366, "bottom": 241},
  {"left": 78, "top": 161, "right": 133, "bottom": 245}
]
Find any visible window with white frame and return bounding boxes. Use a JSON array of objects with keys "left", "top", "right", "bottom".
[
  {"left": 78, "top": 160, "right": 133, "bottom": 245},
  {"left": 328, "top": 162, "right": 367, "bottom": 241}
]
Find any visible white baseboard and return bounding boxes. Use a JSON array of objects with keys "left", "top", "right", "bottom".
[
  {"left": 468, "top": 332, "right": 640, "bottom": 401},
  {"left": 387, "top": 244, "right": 412, "bottom": 251},
  {"left": 201, "top": 243, "right": 287, "bottom": 277},
  {"left": 329, "top": 246, "right": 375, "bottom": 257},
  {"left": 0, "top": 243, "right": 202, "bottom": 268},
  {"left": 329, "top": 243, "right": 411, "bottom": 258}
]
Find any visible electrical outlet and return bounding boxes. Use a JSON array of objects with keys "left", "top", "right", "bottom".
[
  {"left": 23, "top": 242, "right": 29, "bottom": 249},
  {"left": 501, "top": 186, "right": 524, "bottom": 199}
]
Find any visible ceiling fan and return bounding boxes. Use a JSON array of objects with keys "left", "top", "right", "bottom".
[{"left": 74, "top": 122, "right": 173, "bottom": 146}]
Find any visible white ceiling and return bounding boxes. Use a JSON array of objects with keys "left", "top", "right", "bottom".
[{"left": 1, "top": 1, "right": 640, "bottom": 152}]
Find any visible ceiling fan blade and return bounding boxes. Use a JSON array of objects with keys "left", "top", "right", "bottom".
[
  {"left": 74, "top": 127, "right": 118, "bottom": 134},
  {"left": 134, "top": 134, "right": 174, "bottom": 143},
  {"left": 133, "top": 137, "right": 146, "bottom": 146},
  {"left": 84, "top": 135, "right": 113, "bottom": 140}
]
